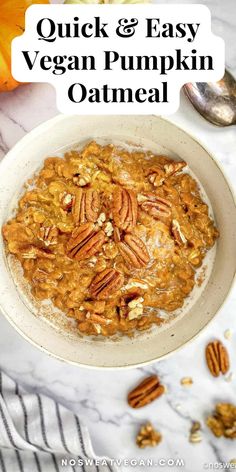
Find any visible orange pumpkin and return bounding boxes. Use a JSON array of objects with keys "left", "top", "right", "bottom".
[{"left": 0, "top": 0, "right": 49, "bottom": 92}]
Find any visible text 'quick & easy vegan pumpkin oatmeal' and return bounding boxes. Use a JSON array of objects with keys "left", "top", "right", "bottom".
[{"left": 2, "top": 141, "right": 219, "bottom": 337}]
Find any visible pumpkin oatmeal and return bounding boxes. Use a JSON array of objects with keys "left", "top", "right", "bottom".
[{"left": 2, "top": 141, "right": 219, "bottom": 337}]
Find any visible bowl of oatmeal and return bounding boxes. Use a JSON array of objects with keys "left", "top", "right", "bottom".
[{"left": 0, "top": 115, "right": 235, "bottom": 368}]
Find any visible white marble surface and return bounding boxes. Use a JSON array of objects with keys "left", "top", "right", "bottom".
[{"left": 0, "top": 1, "right": 236, "bottom": 471}]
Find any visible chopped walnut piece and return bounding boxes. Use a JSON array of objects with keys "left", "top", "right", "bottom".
[
  {"left": 38, "top": 226, "right": 58, "bottom": 246},
  {"left": 128, "top": 296, "right": 144, "bottom": 309},
  {"left": 78, "top": 176, "right": 90, "bottom": 186},
  {"left": 164, "top": 161, "right": 186, "bottom": 176},
  {"left": 128, "top": 296, "right": 144, "bottom": 320},
  {"left": 60, "top": 192, "right": 74, "bottom": 211},
  {"left": 97, "top": 212, "right": 106, "bottom": 227},
  {"left": 147, "top": 166, "right": 165, "bottom": 187},
  {"left": 93, "top": 323, "right": 102, "bottom": 334},
  {"left": 206, "top": 403, "right": 236, "bottom": 439},
  {"left": 104, "top": 221, "right": 113, "bottom": 237},
  {"left": 136, "top": 422, "right": 162, "bottom": 448},
  {"left": 128, "top": 306, "right": 143, "bottom": 320},
  {"left": 122, "top": 280, "right": 149, "bottom": 291},
  {"left": 73, "top": 174, "right": 91, "bottom": 186},
  {"left": 87, "top": 256, "right": 97, "bottom": 267}
]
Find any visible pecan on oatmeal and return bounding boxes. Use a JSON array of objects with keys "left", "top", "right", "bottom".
[{"left": 2, "top": 141, "right": 219, "bottom": 337}]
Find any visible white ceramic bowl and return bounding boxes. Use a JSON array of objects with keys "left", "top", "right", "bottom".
[{"left": 0, "top": 115, "right": 235, "bottom": 369}]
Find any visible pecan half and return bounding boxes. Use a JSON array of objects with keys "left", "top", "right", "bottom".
[
  {"left": 139, "top": 194, "right": 172, "bottom": 220},
  {"left": 67, "top": 223, "right": 105, "bottom": 261},
  {"left": 206, "top": 340, "right": 230, "bottom": 377},
  {"left": 128, "top": 375, "right": 165, "bottom": 409},
  {"left": 73, "top": 189, "right": 100, "bottom": 225},
  {"left": 90, "top": 268, "right": 124, "bottom": 300},
  {"left": 113, "top": 187, "right": 137, "bottom": 232},
  {"left": 171, "top": 219, "right": 187, "bottom": 246},
  {"left": 118, "top": 234, "right": 150, "bottom": 269}
]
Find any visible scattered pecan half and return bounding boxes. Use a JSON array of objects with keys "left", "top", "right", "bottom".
[
  {"left": 67, "top": 223, "right": 105, "bottom": 261},
  {"left": 136, "top": 422, "right": 162, "bottom": 448},
  {"left": 118, "top": 234, "right": 150, "bottom": 269},
  {"left": 205, "top": 340, "right": 230, "bottom": 377},
  {"left": 171, "top": 219, "right": 187, "bottom": 246},
  {"left": 73, "top": 189, "right": 100, "bottom": 225},
  {"left": 90, "top": 268, "right": 124, "bottom": 300},
  {"left": 113, "top": 187, "right": 137, "bottom": 232},
  {"left": 128, "top": 375, "right": 165, "bottom": 408},
  {"left": 138, "top": 194, "right": 172, "bottom": 220}
]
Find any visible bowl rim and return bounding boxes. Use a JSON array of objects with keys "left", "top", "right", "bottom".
[{"left": 0, "top": 114, "right": 235, "bottom": 369}]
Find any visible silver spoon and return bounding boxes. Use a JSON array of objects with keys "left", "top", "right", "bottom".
[{"left": 183, "top": 70, "right": 236, "bottom": 126}]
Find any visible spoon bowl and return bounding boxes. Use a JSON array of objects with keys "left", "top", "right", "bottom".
[{"left": 184, "top": 70, "right": 236, "bottom": 126}]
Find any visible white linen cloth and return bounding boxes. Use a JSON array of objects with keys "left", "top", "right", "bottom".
[{"left": 0, "top": 371, "right": 116, "bottom": 472}]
